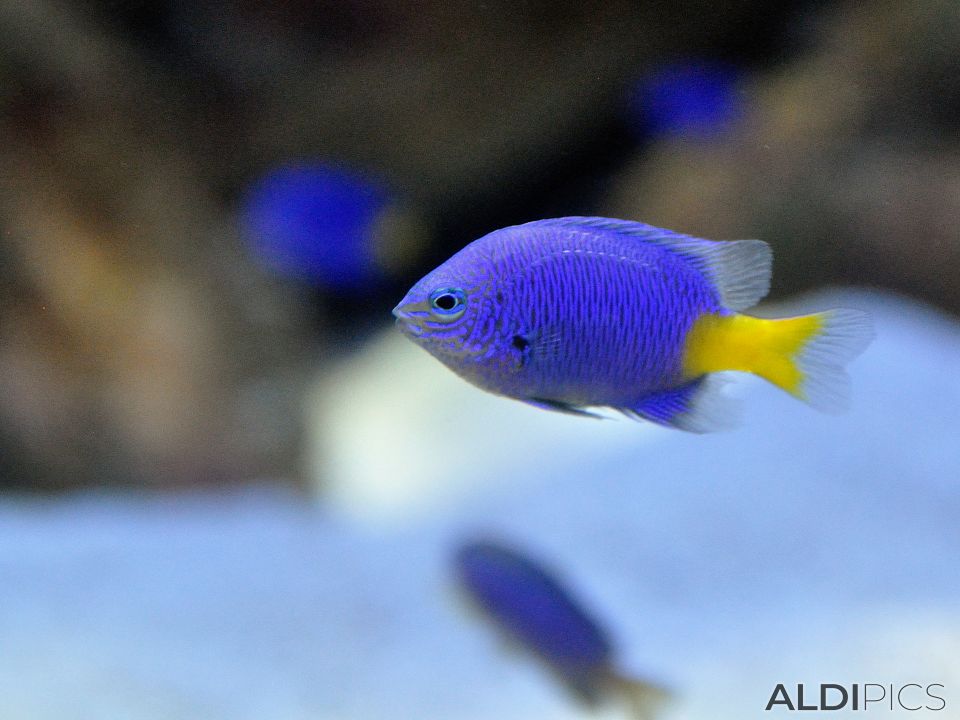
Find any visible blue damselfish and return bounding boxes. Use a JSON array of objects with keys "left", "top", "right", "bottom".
[
  {"left": 455, "top": 540, "right": 667, "bottom": 717},
  {"left": 393, "top": 217, "right": 873, "bottom": 431}
]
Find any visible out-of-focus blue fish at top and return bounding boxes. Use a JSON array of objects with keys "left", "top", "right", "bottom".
[
  {"left": 454, "top": 540, "right": 669, "bottom": 718},
  {"left": 628, "top": 61, "right": 742, "bottom": 140},
  {"left": 393, "top": 217, "right": 874, "bottom": 432}
]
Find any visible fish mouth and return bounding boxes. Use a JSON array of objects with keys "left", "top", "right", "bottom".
[
  {"left": 392, "top": 302, "right": 424, "bottom": 337},
  {"left": 395, "top": 317, "right": 423, "bottom": 337}
]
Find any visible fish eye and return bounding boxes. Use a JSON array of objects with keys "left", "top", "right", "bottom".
[
  {"left": 429, "top": 288, "right": 466, "bottom": 317},
  {"left": 434, "top": 294, "right": 457, "bottom": 311}
]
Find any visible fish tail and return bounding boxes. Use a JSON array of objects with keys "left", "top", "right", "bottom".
[
  {"left": 683, "top": 308, "right": 874, "bottom": 411},
  {"left": 607, "top": 671, "right": 672, "bottom": 720}
]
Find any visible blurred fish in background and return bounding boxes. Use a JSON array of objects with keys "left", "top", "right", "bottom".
[
  {"left": 627, "top": 60, "right": 744, "bottom": 141},
  {"left": 455, "top": 539, "right": 670, "bottom": 719},
  {"left": 241, "top": 162, "right": 427, "bottom": 292}
]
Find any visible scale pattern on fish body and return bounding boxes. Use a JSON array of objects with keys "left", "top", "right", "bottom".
[{"left": 394, "top": 217, "right": 874, "bottom": 431}]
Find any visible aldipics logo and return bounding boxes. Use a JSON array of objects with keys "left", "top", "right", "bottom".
[{"left": 765, "top": 684, "right": 946, "bottom": 712}]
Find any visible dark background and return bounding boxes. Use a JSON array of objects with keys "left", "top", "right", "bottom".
[{"left": 2, "top": 0, "right": 958, "bottom": 492}]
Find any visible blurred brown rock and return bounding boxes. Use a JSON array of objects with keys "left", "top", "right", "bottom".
[
  {"left": 159, "top": 0, "right": 779, "bottom": 210},
  {"left": 606, "top": 0, "right": 960, "bottom": 313},
  {"left": 0, "top": 1, "right": 312, "bottom": 490}
]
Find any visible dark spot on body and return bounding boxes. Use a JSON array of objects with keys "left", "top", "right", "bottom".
[{"left": 512, "top": 334, "right": 531, "bottom": 369}]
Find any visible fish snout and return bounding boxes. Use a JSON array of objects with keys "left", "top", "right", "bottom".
[
  {"left": 395, "top": 317, "right": 423, "bottom": 337},
  {"left": 392, "top": 301, "right": 426, "bottom": 337}
]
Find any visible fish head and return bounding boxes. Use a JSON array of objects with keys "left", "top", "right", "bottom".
[{"left": 392, "top": 259, "right": 497, "bottom": 366}]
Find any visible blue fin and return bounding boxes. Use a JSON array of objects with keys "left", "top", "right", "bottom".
[
  {"left": 620, "top": 376, "right": 738, "bottom": 433},
  {"left": 531, "top": 216, "right": 772, "bottom": 311},
  {"left": 523, "top": 397, "right": 605, "bottom": 419}
]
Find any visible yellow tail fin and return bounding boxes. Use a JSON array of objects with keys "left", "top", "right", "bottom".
[{"left": 683, "top": 309, "right": 874, "bottom": 411}]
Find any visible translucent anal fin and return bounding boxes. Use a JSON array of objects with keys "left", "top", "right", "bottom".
[{"left": 619, "top": 376, "right": 738, "bottom": 433}]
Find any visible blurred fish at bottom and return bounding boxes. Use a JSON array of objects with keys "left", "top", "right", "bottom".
[{"left": 455, "top": 540, "right": 670, "bottom": 719}]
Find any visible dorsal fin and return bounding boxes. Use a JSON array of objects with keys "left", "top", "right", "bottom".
[{"left": 530, "top": 216, "right": 772, "bottom": 311}]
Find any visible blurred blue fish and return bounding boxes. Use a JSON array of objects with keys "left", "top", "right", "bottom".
[
  {"left": 242, "top": 164, "right": 390, "bottom": 290},
  {"left": 629, "top": 61, "right": 742, "bottom": 139},
  {"left": 455, "top": 540, "right": 669, "bottom": 718},
  {"left": 394, "top": 217, "right": 873, "bottom": 431}
]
